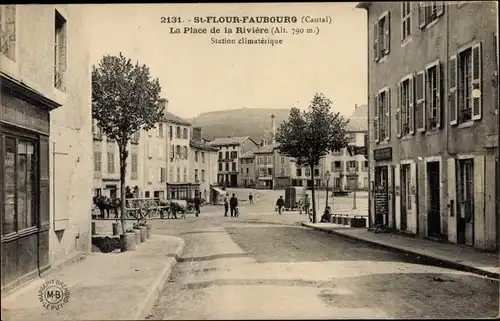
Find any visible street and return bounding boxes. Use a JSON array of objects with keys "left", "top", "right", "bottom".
[{"left": 147, "top": 195, "right": 499, "bottom": 319}]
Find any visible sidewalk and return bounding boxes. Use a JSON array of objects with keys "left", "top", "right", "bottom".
[
  {"left": 301, "top": 222, "right": 499, "bottom": 279},
  {"left": 1, "top": 235, "right": 185, "bottom": 321}
]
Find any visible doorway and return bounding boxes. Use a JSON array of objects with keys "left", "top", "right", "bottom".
[
  {"left": 427, "top": 162, "right": 441, "bottom": 236},
  {"left": 374, "top": 166, "right": 388, "bottom": 226},
  {"left": 400, "top": 164, "right": 411, "bottom": 231},
  {"left": 457, "top": 159, "right": 474, "bottom": 245}
]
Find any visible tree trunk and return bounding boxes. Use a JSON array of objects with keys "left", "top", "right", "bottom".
[
  {"left": 118, "top": 143, "right": 128, "bottom": 235},
  {"left": 310, "top": 164, "right": 317, "bottom": 223}
]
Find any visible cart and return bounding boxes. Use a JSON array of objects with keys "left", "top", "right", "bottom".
[{"left": 284, "top": 186, "right": 306, "bottom": 211}]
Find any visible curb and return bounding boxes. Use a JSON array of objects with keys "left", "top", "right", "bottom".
[
  {"left": 134, "top": 237, "right": 186, "bottom": 320},
  {"left": 301, "top": 222, "right": 500, "bottom": 280}
]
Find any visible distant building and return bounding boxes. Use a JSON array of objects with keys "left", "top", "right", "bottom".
[
  {"left": 254, "top": 143, "right": 276, "bottom": 189},
  {"left": 239, "top": 151, "right": 256, "bottom": 187},
  {"left": 357, "top": 1, "right": 498, "bottom": 251},
  {"left": 1, "top": 5, "right": 92, "bottom": 292},
  {"left": 189, "top": 127, "right": 218, "bottom": 201},
  {"left": 208, "top": 136, "right": 258, "bottom": 187}
]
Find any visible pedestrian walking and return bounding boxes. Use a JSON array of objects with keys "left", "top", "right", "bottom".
[
  {"left": 230, "top": 193, "right": 238, "bottom": 217},
  {"left": 249, "top": 193, "right": 254, "bottom": 204},
  {"left": 194, "top": 193, "right": 201, "bottom": 217},
  {"left": 276, "top": 196, "right": 285, "bottom": 215},
  {"left": 303, "top": 194, "right": 311, "bottom": 221},
  {"left": 223, "top": 194, "right": 229, "bottom": 217}
]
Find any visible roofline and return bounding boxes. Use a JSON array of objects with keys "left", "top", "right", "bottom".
[
  {"left": 248, "top": 137, "right": 259, "bottom": 146},
  {"left": 356, "top": 2, "right": 371, "bottom": 9},
  {"left": 164, "top": 119, "right": 192, "bottom": 126}
]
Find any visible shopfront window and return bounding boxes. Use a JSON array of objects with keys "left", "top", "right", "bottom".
[{"left": 3, "top": 137, "right": 37, "bottom": 235}]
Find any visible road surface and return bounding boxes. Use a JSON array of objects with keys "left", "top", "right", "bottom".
[{"left": 147, "top": 201, "right": 498, "bottom": 319}]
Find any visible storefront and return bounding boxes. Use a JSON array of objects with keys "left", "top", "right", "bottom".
[
  {"left": 1, "top": 75, "right": 60, "bottom": 292},
  {"left": 372, "top": 147, "right": 393, "bottom": 228},
  {"left": 167, "top": 182, "right": 200, "bottom": 200}
]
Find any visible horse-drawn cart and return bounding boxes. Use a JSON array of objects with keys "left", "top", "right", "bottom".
[{"left": 124, "top": 198, "right": 170, "bottom": 220}]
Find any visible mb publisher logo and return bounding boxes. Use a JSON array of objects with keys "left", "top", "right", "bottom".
[{"left": 38, "top": 279, "right": 70, "bottom": 310}]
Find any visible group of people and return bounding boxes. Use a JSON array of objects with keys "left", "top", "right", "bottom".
[{"left": 223, "top": 193, "right": 240, "bottom": 217}]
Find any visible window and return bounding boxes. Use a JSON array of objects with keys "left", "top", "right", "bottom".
[
  {"left": 231, "top": 151, "right": 237, "bottom": 159},
  {"left": 396, "top": 77, "right": 413, "bottom": 137},
  {"left": 92, "top": 119, "right": 102, "bottom": 140},
  {"left": 107, "top": 152, "right": 115, "bottom": 173},
  {"left": 0, "top": 5, "right": 16, "bottom": 61},
  {"left": 268, "top": 156, "right": 273, "bottom": 164},
  {"left": 218, "top": 163, "right": 222, "bottom": 171},
  {"left": 170, "top": 145, "right": 174, "bottom": 159},
  {"left": 280, "top": 168, "right": 285, "bottom": 176},
  {"left": 176, "top": 167, "right": 180, "bottom": 182},
  {"left": 373, "top": 11, "right": 390, "bottom": 62},
  {"left": 374, "top": 88, "right": 391, "bottom": 142},
  {"left": 201, "top": 169, "right": 205, "bottom": 181},
  {"left": 246, "top": 168, "right": 249, "bottom": 174},
  {"left": 183, "top": 168, "right": 187, "bottom": 182},
  {"left": 296, "top": 169, "right": 302, "bottom": 176},
  {"left": 422, "top": 61, "right": 442, "bottom": 130},
  {"left": 401, "top": 164, "right": 412, "bottom": 213},
  {"left": 331, "top": 149, "right": 342, "bottom": 156},
  {"left": 419, "top": 1, "right": 444, "bottom": 28},
  {"left": 219, "top": 151, "right": 223, "bottom": 159},
  {"left": 333, "top": 161, "right": 342, "bottom": 172},
  {"left": 225, "top": 151, "right": 229, "bottom": 159},
  {"left": 131, "top": 154, "right": 138, "bottom": 179},
  {"left": 183, "top": 128, "right": 188, "bottom": 140},
  {"left": 449, "top": 44, "right": 482, "bottom": 125},
  {"left": 267, "top": 168, "right": 273, "bottom": 176},
  {"left": 158, "top": 123, "right": 164, "bottom": 138},
  {"left": 349, "top": 161, "right": 356, "bottom": 168},
  {"left": 54, "top": 10, "right": 67, "bottom": 91},
  {"left": 183, "top": 146, "right": 188, "bottom": 159},
  {"left": 458, "top": 160, "right": 474, "bottom": 223},
  {"left": 169, "top": 126, "right": 173, "bottom": 138},
  {"left": 401, "top": 2, "right": 411, "bottom": 42},
  {"left": 176, "top": 145, "right": 181, "bottom": 158},
  {"left": 176, "top": 127, "right": 180, "bottom": 138},
  {"left": 202, "top": 152, "right": 205, "bottom": 163},
  {"left": 3, "top": 139, "right": 37, "bottom": 234},
  {"left": 225, "top": 163, "right": 229, "bottom": 171},
  {"left": 232, "top": 162, "right": 236, "bottom": 171},
  {"left": 195, "top": 151, "right": 199, "bottom": 162},
  {"left": 363, "top": 161, "right": 369, "bottom": 171},
  {"left": 194, "top": 169, "right": 199, "bottom": 182},
  {"left": 314, "top": 169, "right": 320, "bottom": 176},
  {"left": 94, "top": 152, "right": 101, "bottom": 172},
  {"left": 160, "top": 167, "right": 166, "bottom": 183},
  {"left": 305, "top": 168, "right": 311, "bottom": 177}
]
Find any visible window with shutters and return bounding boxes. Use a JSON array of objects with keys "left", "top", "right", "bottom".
[
  {"left": 94, "top": 152, "right": 102, "bottom": 172},
  {"left": 419, "top": 1, "right": 444, "bottom": 28},
  {"left": 0, "top": 5, "right": 16, "bottom": 61},
  {"left": 131, "top": 154, "right": 138, "bottom": 179},
  {"left": 374, "top": 88, "right": 390, "bottom": 142},
  {"left": 426, "top": 62, "right": 441, "bottom": 129},
  {"left": 107, "top": 152, "right": 115, "bottom": 173},
  {"left": 459, "top": 48, "right": 473, "bottom": 123},
  {"left": 398, "top": 77, "right": 413, "bottom": 137},
  {"left": 401, "top": 2, "right": 412, "bottom": 42},
  {"left": 373, "top": 11, "right": 390, "bottom": 62},
  {"left": 54, "top": 11, "right": 67, "bottom": 91}
]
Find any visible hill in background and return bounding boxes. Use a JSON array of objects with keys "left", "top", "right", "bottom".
[{"left": 190, "top": 108, "right": 290, "bottom": 143}]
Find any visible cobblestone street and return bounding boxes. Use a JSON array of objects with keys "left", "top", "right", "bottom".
[{"left": 148, "top": 198, "right": 499, "bottom": 319}]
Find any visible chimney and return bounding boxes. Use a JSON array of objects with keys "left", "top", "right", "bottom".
[
  {"left": 193, "top": 127, "right": 202, "bottom": 141},
  {"left": 261, "top": 139, "right": 266, "bottom": 147},
  {"left": 271, "top": 114, "right": 276, "bottom": 146}
]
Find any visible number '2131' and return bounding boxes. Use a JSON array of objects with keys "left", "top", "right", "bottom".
[{"left": 160, "top": 17, "right": 181, "bottom": 23}]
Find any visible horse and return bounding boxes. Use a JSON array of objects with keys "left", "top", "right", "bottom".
[{"left": 93, "top": 196, "right": 121, "bottom": 219}]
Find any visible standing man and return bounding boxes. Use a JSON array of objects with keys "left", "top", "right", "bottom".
[
  {"left": 249, "top": 193, "right": 254, "bottom": 204},
  {"left": 276, "top": 196, "right": 285, "bottom": 215},
  {"left": 303, "top": 194, "right": 311, "bottom": 221},
  {"left": 223, "top": 193, "right": 229, "bottom": 217},
  {"left": 194, "top": 193, "right": 201, "bottom": 217},
  {"left": 230, "top": 193, "right": 238, "bottom": 217}
]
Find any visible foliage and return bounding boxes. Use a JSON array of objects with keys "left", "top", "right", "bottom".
[
  {"left": 275, "top": 93, "right": 350, "bottom": 222},
  {"left": 92, "top": 52, "right": 164, "bottom": 236}
]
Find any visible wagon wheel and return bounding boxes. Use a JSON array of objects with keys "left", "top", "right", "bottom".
[{"left": 139, "top": 199, "right": 158, "bottom": 220}]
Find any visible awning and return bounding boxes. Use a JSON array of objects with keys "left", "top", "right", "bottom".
[{"left": 211, "top": 187, "right": 226, "bottom": 195}]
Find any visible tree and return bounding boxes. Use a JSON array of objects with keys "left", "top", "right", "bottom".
[
  {"left": 92, "top": 53, "right": 164, "bottom": 236},
  {"left": 276, "top": 93, "right": 350, "bottom": 223}
]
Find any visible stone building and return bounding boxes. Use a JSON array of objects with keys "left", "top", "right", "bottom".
[
  {"left": 239, "top": 151, "right": 256, "bottom": 187},
  {"left": 1, "top": 5, "right": 92, "bottom": 292},
  {"left": 358, "top": 1, "right": 499, "bottom": 250},
  {"left": 189, "top": 127, "right": 219, "bottom": 201}
]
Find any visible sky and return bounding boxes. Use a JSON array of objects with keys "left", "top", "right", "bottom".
[{"left": 83, "top": 3, "right": 368, "bottom": 119}]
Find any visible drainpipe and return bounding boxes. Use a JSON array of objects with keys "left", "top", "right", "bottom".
[{"left": 495, "top": 31, "right": 500, "bottom": 251}]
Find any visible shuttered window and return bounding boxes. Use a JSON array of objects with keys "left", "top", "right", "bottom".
[
  {"left": 401, "top": 2, "right": 412, "bottom": 42},
  {"left": 397, "top": 75, "right": 414, "bottom": 137},
  {"left": 373, "top": 11, "right": 391, "bottom": 62},
  {"left": 426, "top": 61, "right": 442, "bottom": 129},
  {"left": 374, "top": 88, "right": 391, "bottom": 142},
  {"left": 419, "top": 1, "right": 444, "bottom": 28}
]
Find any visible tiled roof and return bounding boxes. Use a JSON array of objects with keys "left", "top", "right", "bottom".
[
  {"left": 346, "top": 117, "right": 368, "bottom": 132},
  {"left": 162, "top": 111, "right": 192, "bottom": 126},
  {"left": 240, "top": 151, "right": 255, "bottom": 158},
  {"left": 254, "top": 145, "right": 276, "bottom": 154},
  {"left": 207, "top": 136, "right": 249, "bottom": 146},
  {"left": 190, "top": 139, "right": 218, "bottom": 151}
]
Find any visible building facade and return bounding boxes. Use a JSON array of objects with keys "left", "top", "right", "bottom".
[
  {"left": 239, "top": 151, "right": 256, "bottom": 187},
  {"left": 1, "top": 5, "right": 92, "bottom": 292},
  {"left": 358, "top": 1, "right": 499, "bottom": 250},
  {"left": 254, "top": 145, "right": 275, "bottom": 189},
  {"left": 189, "top": 127, "right": 218, "bottom": 201},
  {"left": 208, "top": 136, "right": 258, "bottom": 187}
]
